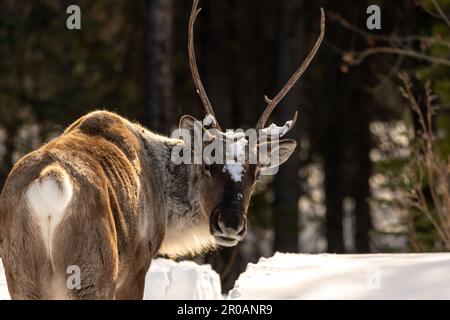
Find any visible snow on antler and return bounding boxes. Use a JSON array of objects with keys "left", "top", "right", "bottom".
[
  {"left": 202, "top": 114, "right": 217, "bottom": 127},
  {"left": 260, "top": 120, "right": 294, "bottom": 138}
]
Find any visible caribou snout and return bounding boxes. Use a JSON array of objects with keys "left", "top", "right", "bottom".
[{"left": 210, "top": 208, "right": 247, "bottom": 247}]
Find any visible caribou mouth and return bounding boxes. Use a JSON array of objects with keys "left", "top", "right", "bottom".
[
  {"left": 214, "top": 235, "right": 239, "bottom": 247},
  {"left": 213, "top": 232, "right": 242, "bottom": 247}
]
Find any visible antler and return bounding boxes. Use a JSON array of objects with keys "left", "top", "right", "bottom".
[
  {"left": 188, "top": 0, "right": 221, "bottom": 129},
  {"left": 255, "top": 8, "right": 325, "bottom": 130}
]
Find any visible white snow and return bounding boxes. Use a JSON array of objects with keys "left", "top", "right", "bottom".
[
  {"left": 143, "top": 259, "right": 222, "bottom": 300},
  {"left": 0, "top": 259, "right": 8, "bottom": 300},
  {"left": 260, "top": 120, "right": 293, "bottom": 138},
  {"left": 222, "top": 130, "right": 248, "bottom": 182},
  {"left": 0, "top": 258, "right": 222, "bottom": 300},
  {"left": 202, "top": 114, "right": 217, "bottom": 127},
  {"left": 201, "top": 114, "right": 295, "bottom": 181},
  {"left": 4, "top": 252, "right": 450, "bottom": 299},
  {"left": 224, "top": 163, "right": 244, "bottom": 182},
  {"left": 228, "top": 252, "right": 450, "bottom": 300},
  {"left": 201, "top": 114, "right": 249, "bottom": 182}
]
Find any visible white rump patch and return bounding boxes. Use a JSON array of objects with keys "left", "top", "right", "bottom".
[{"left": 26, "top": 167, "right": 73, "bottom": 258}]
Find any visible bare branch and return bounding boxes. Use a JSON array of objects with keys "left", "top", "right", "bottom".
[
  {"left": 431, "top": 0, "right": 450, "bottom": 29},
  {"left": 328, "top": 10, "right": 450, "bottom": 48},
  {"left": 346, "top": 47, "right": 450, "bottom": 67},
  {"left": 399, "top": 73, "right": 450, "bottom": 249}
]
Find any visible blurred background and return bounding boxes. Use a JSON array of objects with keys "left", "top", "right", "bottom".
[{"left": 1, "top": 0, "right": 449, "bottom": 291}]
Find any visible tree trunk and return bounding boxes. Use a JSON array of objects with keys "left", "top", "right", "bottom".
[
  {"left": 202, "top": 0, "right": 233, "bottom": 128},
  {"left": 146, "top": 0, "right": 174, "bottom": 134},
  {"left": 312, "top": 1, "right": 374, "bottom": 253},
  {"left": 318, "top": 0, "right": 345, "bottom": 252},
  {"left": 352, "top": 96, "right": 372, "bottom": 253},
  {"left": 324, "top": 142, "right": 345, "bottom": 253},
  {"left": 272, "top": 0, "right": 302, "bottom": 253}
]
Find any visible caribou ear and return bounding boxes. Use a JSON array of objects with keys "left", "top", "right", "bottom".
[
  {"left": 176, "top": 115, "right": 215, "bottom": 150},
  {"left": 257, "top": 139, "right": 297, "bottom": 169},
  {"left": 179, "top": 115, "right": 214, "bottom": 137},
  {"left": 277, "top": 139, "right": 297, "bottom": 165},
  {"left": 179, "top": 114, "right": 199, "bottom": 132}
]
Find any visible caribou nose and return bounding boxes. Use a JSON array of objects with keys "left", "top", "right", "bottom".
[{"left": 217, "top": 212, "right": 244, "bottom": 235}]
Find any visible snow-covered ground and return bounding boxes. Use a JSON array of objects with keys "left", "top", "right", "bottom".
[
  {"left": 229, "top": 252, "right": 450, "bottom": 299},
  {"left": 143, "top": 259, "right": 222, "bottom": 299},
  {"left": 0, "top": 259, "right": 8, "bottom": 300},
  {"left": 3, "top": 252, "right": 450, "bottom": 299}
]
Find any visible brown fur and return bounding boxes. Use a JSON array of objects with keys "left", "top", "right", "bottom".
[{"left": 0, "top": 111, "right": 209, "bottom": 299}]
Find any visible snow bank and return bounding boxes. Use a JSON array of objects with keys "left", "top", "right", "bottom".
[
  {"left": 4, "top": 252, "right": 450, "bottom": 299},
  {"left": 0, "top": 259, "right": 8, "bottom": 300},
  {"left": 143, "top": 258, "right": 222, "bottom": 300},
  {"left": 0, "top": 258, "right": 222, "bottom": 300},
  {"left": 228, "top": 252, "right": 450, "bottom": 300}
]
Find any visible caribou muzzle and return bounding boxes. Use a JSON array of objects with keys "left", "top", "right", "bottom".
[{"left": 210, "top": 207, "right": 247, "bottom": 247}]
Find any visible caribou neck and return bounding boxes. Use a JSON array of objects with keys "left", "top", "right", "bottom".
[
  {"left": 137, "top": 127, "right": 216, "bottom": 258},
  {"left": 137, "top": 128, "right": 207, "bottom": 227}
]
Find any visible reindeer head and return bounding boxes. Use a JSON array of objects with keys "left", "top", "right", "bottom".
[{"left": 178, "top": 0, "right": 325, "bottom": 247}]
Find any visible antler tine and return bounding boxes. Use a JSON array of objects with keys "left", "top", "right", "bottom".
[
  {"left": 255, "top": 8, "right": 325, "bottom": 130},
  {"left": 188, "top": 0, "right": 221, "bottom": 129}
]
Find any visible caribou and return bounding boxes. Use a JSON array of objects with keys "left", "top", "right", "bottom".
[{"left": 0, "top": 0, "right": 325, "bottom": 299}]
